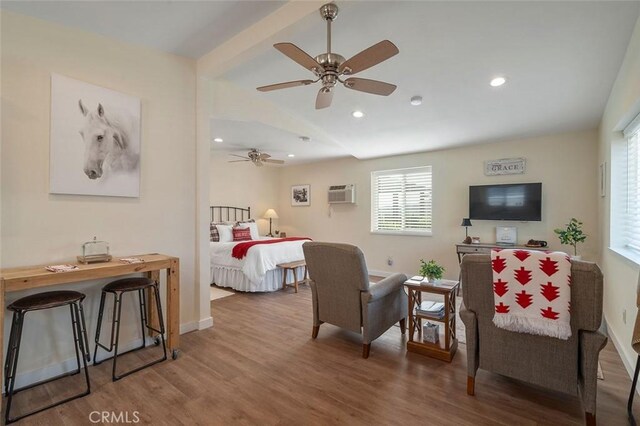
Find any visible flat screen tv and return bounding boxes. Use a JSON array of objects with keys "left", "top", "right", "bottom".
[{"left": 469, "top": 183, "right": 542, "bottom": 221}]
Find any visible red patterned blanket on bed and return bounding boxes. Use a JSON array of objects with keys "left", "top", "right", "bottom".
[{"left": 231, "top": 237, "right": 312, "bottom": 259}]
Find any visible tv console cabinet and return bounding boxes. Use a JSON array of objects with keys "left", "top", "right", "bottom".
[{"left": 455, "top": 243, "right": 548, "bottom": 263}]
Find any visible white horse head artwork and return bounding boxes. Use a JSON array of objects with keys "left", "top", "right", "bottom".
[{"left": 78, "top": 99, "right": 139, "bottom": 180}]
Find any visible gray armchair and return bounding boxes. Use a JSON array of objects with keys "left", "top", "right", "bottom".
[
  {"left": 460, "top": 254, "right": 607, "bottom": 426},
  {"left": 302, "top": 242, "right": 408, "bottom": 358}
]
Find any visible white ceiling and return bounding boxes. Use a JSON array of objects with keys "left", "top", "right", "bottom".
[
  {"left": 6, "top": 1, "right": 639, "bottom": 162},
  {"left": 222, "top": 1, "right": 640, "bottom": 160},
  {"left": 0, "top": 1, "right": 285, "bottom": 58}
]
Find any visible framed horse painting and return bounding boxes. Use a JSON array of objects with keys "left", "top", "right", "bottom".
[{"left": 49, "top": 74, "right": 141, "bottom": 197}]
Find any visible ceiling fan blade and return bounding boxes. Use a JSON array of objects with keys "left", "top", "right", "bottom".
[
  {"left": 259, "top": 153, "right": 271, "bottom": 160},
  {"left": 257, "top": 79, "right": 315, "bottom": 92},
  {"left": 274, "top": 43, "right": 325, "bottom": 74},
  {"left": 315, "top": 88, "right": 333, "bottom": 109},
  {"left": 228, "top": 160, "right": 250, "bottom": 163},
  {"left": 263, "top": 159, "right": 285, "bottom": 164},
  {"left": 343, "top": 77, "right": 397, "bottom": 96},
  {"left": 229, "top": 154, "right": 249, "bottom": 159},
  {"left": 338, "top": 40, "right": 399, "bottom": 75}
]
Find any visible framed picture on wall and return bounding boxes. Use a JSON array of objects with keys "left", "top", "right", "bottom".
[
  {"left": 291, "top": 184, "right": 310, "bottom": 206},
  {"left": 50, "top": 74, "right": 141, "bottom": 197}
]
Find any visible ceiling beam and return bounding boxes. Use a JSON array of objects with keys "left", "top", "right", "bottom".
[{"left": 197, "top": 1, "right": 324, "bottom": 79}]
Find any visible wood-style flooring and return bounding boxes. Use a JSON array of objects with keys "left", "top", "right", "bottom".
[{"left": 5, "top": 284, "right": 640, "bottom": 425}]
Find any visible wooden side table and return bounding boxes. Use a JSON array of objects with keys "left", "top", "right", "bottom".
[{"left": 404, "top": 278, "right": 460, "bottom": 362}]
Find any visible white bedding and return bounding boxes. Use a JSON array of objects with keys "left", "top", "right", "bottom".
[{"left": 209, "top": 238, "right": 306, "bottom": 290}]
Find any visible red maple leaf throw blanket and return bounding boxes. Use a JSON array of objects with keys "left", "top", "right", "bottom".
[
  {"left": 491, "top": 249, "right": 572, "bottom": 340},
  {"left": 231, "top": 237, "right": 312, "bottom": 260}
]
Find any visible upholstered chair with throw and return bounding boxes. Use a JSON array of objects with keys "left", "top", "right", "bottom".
[
  {"left": 302, "top": 242, "right": 408, "bottom": 358},
  {"left": 460, "top": 254, "right": 607, "bottom": 426}
]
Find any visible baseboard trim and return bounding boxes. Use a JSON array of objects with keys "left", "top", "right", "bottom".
[
  {"left": 8, "top": 336, "right": 152, "bottom": 392},
  {"left": 604, "top": 314, "right": 639, "bottom": 396},
  {"left": 198, "top": 316, "right": 213, "bottom": 330},
  {"left": 368, "top": 269, "right": 394, "bottom": 278},
  {"left": 180, "top": 321, "right": 198, "bottom": 334}
]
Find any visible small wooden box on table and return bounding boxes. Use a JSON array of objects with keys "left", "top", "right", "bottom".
[{"left": 404, "top": 278, "right": 460, "bottom": 362}]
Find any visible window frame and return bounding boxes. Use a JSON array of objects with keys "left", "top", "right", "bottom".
[
  {"left": 610, "top": 111, "right": 640, "bottom": 265},
  {"left": 370, "top": 166, "right": 433, "bottom": 237}
]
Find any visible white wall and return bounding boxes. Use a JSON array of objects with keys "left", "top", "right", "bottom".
[
  {"left": 278, "top": 130, "right": 599, "bottom": 279},
  {"left": 598, "top": 15, "right": 640, "bottom": 375},
  {"left": 209, "top": 151, "right": 280, "bottom": 235},
  {"left": 1, "top": 11, "right": 198, "bottom": 376}
]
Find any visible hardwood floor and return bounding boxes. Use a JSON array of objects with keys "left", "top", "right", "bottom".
[{"left": 5, "top": 284, "right": 639, "bottom": 425}]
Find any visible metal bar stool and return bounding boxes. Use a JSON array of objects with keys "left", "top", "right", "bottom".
[
  {"left": 93, "top": 277, "right": 167, "bottom": 381},
  {"left": 4, "top": 290, "right": 91, "bottom": 424}
]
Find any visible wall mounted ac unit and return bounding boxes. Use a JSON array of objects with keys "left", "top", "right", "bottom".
[{"left": 328, "top": 184, "right": 356, "bottom": 204}]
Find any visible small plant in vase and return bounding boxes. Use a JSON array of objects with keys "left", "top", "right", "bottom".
[
  {"left": 554, "top": 218, "right": 587, "bottom": 258},
  {"left": 419, "top": 259, "right": 445, "bottom": 283}
]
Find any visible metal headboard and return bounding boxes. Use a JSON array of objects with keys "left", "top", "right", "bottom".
[{"left": 210, "top": 206, "right": 251, "bottom": 223}]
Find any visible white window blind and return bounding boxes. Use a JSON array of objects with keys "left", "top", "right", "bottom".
[
  {"left": 622, "top": 116, "right": 640, "bottom": 251},
  {"left": 371, "top": 166, "right": 432, "bottom": 235}
]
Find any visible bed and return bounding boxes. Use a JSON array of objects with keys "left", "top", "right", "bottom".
[{"left": 209, "top": 206, "right": 307, "bottom": 292}]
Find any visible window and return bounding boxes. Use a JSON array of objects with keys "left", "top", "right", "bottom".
[
  {"left": 611, "top": 111, "right": 640, "bottom": 261},
  {"left": 371, "top": 166, "right": 432, "bottom": 236}
]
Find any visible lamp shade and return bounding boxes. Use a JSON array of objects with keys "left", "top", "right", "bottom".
[
  {"left": 264, "top": 208, "right": 279, "bottom": 219},
  {"left": 461, "top": 218, "right": 472, "bottom": 227}
]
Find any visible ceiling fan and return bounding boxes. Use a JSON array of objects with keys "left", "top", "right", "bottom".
[
  {"left": 228, "top": 149, "right": 285, "bottom": 167},
  {"left": 257, "top": 2, "right": 399, "bottom": 109}
]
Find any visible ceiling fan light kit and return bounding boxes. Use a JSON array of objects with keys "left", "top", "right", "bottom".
[
  {"left": 256, "top": 2, "right": 399, "bottom": 109},
  {"left": 228, "top": 149, "right": 285, "bottom": 167}
]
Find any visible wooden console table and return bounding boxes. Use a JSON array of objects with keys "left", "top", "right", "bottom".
[
  {"left": 455, "top": 243, "right": 548, "bottom": 263},
  {"left": 0, "top": 253, "right": 180, "bottom": 384}
]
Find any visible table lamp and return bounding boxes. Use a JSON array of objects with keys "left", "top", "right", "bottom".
[
  {"left": 264, "top": 209, "right": 279, "bottom": 237},
  {"left": 461, "top": 218, "right": 472, "bottom": 243}
]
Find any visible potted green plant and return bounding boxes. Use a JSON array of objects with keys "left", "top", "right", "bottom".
[
  {"left": 554, "top": 218, "right": 587, "bottom": 258},
  {"left": 419, "top": 259, "right": 445, "bottom": 283}
]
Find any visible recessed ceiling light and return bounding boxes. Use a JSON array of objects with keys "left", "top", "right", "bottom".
[
  {"left": 490, "top": 77, "right": 506, "bottom": 87},
  {"left": 299, "top": 136, "right": 310, "bottom": 142},
  {"left": 213, "top": 137, "right": 223, "bottom": 143},
  {"left": 410, "top": 96, "right": 422, "bottom": 106},
  {"left": 288, "top": 154, "right": 295, "bottom": 158},
  {"left": 352, "top": 110, "right": 364, "bottom": 118}
]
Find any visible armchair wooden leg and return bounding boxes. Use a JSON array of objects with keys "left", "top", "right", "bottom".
[
  {"left": 585, "top": 412, "right": 595, "bottom": 426},
  {"left": 399, "top": 318, "right": 406, "bottom": 334},
  {"left": 467, "top": 376, "right": 475, "bottom": 396},
  {"left": 362, "top": 343, "right": 371, "bottom": 359},
  {"left": 312, "top": 325, "right": 320, "bottom": 339}
]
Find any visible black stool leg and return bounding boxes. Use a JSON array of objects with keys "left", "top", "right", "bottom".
[
  {"left": 138, "top": 289, "right": 147, "bottom": 350},
  {"left": 69, "top": 304, "right": 82, "bottom": 375},
  {"left": 629, "top": 355, "right": 640, "bottom": 425},
  {"left": 93, "top": 290, "right": 108, "bottom": 365},
  {"left": 72, "top": 302, "right": 91, "bottom": 395},
  {"left": 111, "top": 292, "right": 124, "bottom": 381},
  {"left": 4, "top": 312, "right": 20, "bottom": 392},
  {"left": 77, "top": 300, "right": 91, "bottom": 363},
  {"left": 5, "top": 311, "right": 25, "bottom": 424}
]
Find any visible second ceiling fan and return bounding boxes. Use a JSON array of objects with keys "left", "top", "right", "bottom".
[{"left": 257, "top": 2, "right": 399, "bottom": 109}]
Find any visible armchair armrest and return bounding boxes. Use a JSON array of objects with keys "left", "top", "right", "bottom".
[
  {"left": 459, "top": 303, "right": 479, "bottom": 378},
  {"left": 364, "top": 273, "right": 408, "bottom": 302},
  {"left": 578, "top": 330, "right": 607, "bottom": 415}
]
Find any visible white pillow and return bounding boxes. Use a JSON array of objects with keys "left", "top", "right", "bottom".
[
  {"left": 216, "top": 224, "right": 233, "bottom": 243},
  {"left": 237, "top": 222, "right": 260, "bottom": 240}
]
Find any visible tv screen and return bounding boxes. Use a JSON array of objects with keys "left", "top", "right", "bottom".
[{"left": 469, "top": 183, "right": 542, "bottom": 221}]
